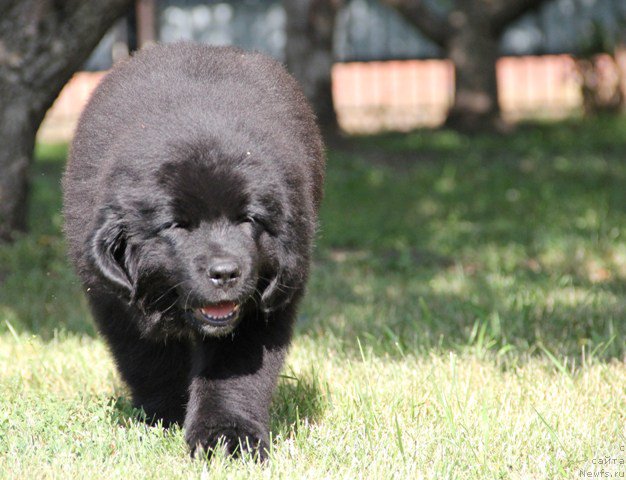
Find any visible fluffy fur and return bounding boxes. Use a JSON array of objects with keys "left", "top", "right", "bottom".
[{"left": 63, "top": 42, "right": 324, "bottom": 459}]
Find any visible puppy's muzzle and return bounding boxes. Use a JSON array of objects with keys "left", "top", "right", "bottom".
[{"left": 208, "top": 259, "right": 241, "bottom": 287}]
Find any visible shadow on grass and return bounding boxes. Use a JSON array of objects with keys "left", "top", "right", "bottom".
[
  {"left": 299, "top": 246, "right": 626, "bottom": 363},
  {"left": 0, "top": 143, "right": 97, "bottom": 339},
  {"left": 105, "top": 372, "right": 327, "bottom": 444},
  {"left": 270, "top": 370, "right": 328, "bottom": 437},
  {"left": 107, "top": 396, "right": 184, "bottom": 434},
  {"left": 302, "top": 117, "right": 626, "bottom": 362},
  {"left": 2, "top": 120, "right": 626, "bottom": 362},
  {"left": 108, "top": 396, "right": 147, "bottom": 427}
]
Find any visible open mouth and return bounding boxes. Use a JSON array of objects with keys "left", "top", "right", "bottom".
[{"left": 195, "top": 301, "right": 240, "bottom": 326}]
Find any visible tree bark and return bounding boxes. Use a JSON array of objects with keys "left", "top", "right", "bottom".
[
  {"left": 0, "top": 0, "right": 133, "bottom": 242},
  {"left": 444, "top": 11, "right": 500, "bottom": 131},
  {"left": 283, "top": 0, "right": 341, "bottom": 131},
  {"left": 0, "top": 90, "right": 38, "bottom": 238},
  {"left": 577, "top": 55, "right": 625, "bottom": 116},
  {"left": 382, "top": 0, "right": 548, "bottom": 132}
]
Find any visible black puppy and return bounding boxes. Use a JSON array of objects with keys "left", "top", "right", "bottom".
[{"left": 63, "top": 42, "right": 324, "bottom": 459}]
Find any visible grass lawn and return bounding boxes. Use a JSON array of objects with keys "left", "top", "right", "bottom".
[{"left": 1, "top": 117, "right": 626, "bottom": 479}]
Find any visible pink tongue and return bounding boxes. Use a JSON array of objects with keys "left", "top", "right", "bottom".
[{"left": 200, "top": 302, "right": 237, "bottom": 318}]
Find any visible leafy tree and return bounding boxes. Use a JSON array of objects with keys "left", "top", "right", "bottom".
[{"left": 0, "top": 0, "right": 133, "bottom": 242}]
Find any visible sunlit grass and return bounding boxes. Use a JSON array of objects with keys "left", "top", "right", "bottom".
[{"left": 1, "top": 118, "right": 626, "bottom": 478}]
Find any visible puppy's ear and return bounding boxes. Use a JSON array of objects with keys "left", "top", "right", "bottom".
[
  {"left": 91, "top": 210, "right": 134, "bottom": 296},
  {"left": 260, "top": 261, "right": 301, "bottom": 314}
]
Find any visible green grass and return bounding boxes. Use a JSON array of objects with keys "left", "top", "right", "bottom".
[{"left": 1, "top": 118, "right": 626, "bottom": 478}]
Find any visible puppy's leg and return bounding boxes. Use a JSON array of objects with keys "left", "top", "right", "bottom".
[
  {"left": 184, "top": 310, "right": 294, "bottom": 460},
  {"left": 88, "top": 291, "right": 191, "bottom": 426}
]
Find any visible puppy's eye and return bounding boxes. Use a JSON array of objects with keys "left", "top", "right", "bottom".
[
  {"left": 158, "top": 221, "right": 189, "bottom": 232},
  {"left": 239, "top": 215, "right": 256, "bottom": 225},
  {"left": 238, "top": 214, "right": 267, "bottom": 233},
  {"left": 239, "top": 214, "right": 274, "bottom": 236},
  {"left": 174, "top": 221, "right": 191, "bottom": 229}
]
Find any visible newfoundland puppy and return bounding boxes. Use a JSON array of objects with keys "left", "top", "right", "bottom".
[{"left": 63, "top": 43, "right": 324, "bottom": 459}]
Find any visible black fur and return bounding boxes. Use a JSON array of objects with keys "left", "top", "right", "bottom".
[{"left": 63, "top": 43, "right": 324, "bottom": 459}]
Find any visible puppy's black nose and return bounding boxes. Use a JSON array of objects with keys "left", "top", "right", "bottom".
[{"left": 208, "top": 260, "right": 241, "bottom": 286}]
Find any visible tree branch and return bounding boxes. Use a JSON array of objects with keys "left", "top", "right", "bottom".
[
  {"left": 380, "top": 0, "right": 452, "bottom": 48},
  {"left": 487, "top": 0, "right": 548, "bottom": 34},
  {"left": 0, "top": 0, "right": 20, "bottom": 12},
  {"left": 1, "top": 0, "right": 133, "bottom": 95}
]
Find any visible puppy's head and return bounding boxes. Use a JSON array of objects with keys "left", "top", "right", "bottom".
[{"left": 89, "top": 146, "right": 304, "bottom": 337}]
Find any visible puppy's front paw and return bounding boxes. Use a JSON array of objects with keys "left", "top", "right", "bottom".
[{"left": 185, "top": 424, "right": 269, "bottom": 461}]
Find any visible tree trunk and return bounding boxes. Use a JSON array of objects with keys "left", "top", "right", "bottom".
[
  {"left": 0, "top": 88, "right": 41, "bottom": 240},
  {"left": 0, "top": 0, "right": 133, "bottom": 242},
  {"left": 577, "top": 54, "right": 624, "bottom": 116},
  {"left": 382, "top": 0, "right": 548, "bottom": 133},
  {"left": 283, "top": 0, "right": 341, "bottom": 130},
  {"left": 445, "top": 14, "right": 502, "bottom": 131}
]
